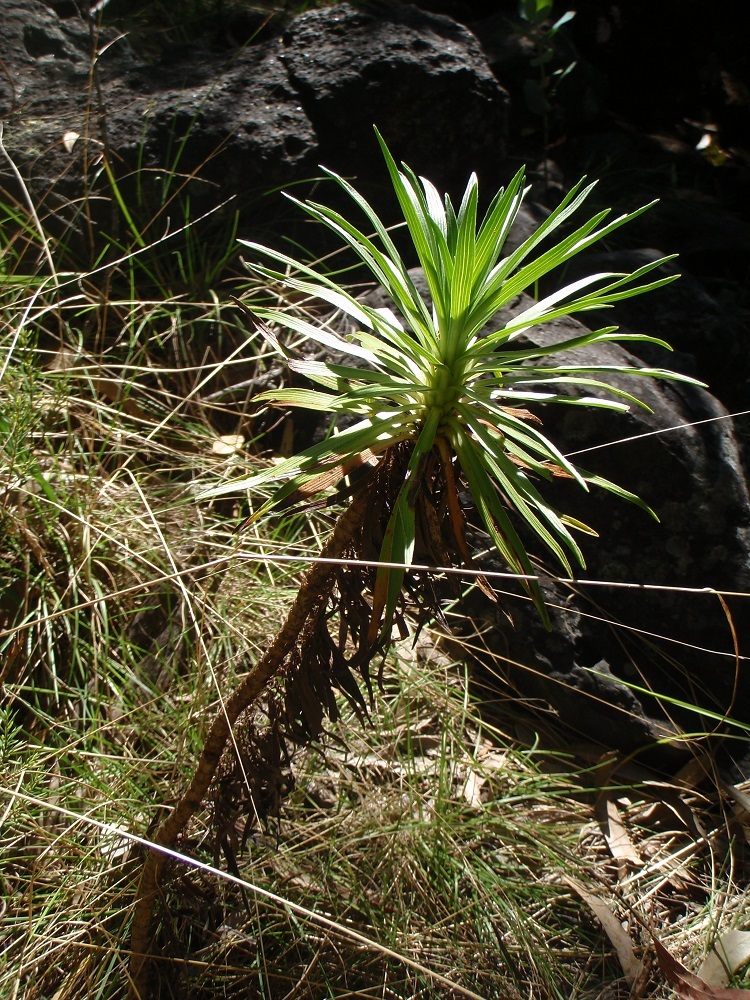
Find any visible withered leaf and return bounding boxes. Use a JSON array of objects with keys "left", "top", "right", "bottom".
[
  {"left": 654, "top": 937, "right": 749, "bottom": 999},
  {"left": 698, "top": 930, "right": 750, "bottom": 988},
  {"left": 563, "top": 876, "right": 641, "bottom": 985}
]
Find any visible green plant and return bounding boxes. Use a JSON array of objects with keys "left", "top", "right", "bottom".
[
  {"left": 129, "top": 129, "right": 700, "bottom": 994},
  {"left": 217, "top": 129, "right": 697, "bottom": 632},
  {"left": 517, "top": 0, "right": 577, "bottom": 152}
]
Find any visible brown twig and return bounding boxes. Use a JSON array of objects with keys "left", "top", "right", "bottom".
[{"left": 128, "top": 489, "right": 370, "bottom": 998}]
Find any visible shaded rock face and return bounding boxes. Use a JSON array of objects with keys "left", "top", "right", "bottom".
[
  {"left": 0, "top": 1, "right": 508, "bottom": 248},
  {"left": 280, "top": 4, "right": 507, "bottom": 195},
  {"left": 109, "top": 43, "right": 317, "bottom": 202},
  {"left": 0, "top": 0, "right": 316, "bottom": 234}
]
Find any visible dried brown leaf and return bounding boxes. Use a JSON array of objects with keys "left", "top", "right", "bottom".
[
  {"left": 212, "top": 434, "right": 245, "bottom": 455},
  {"left": 596, "top": 796, "right": 641, "bottom": 866},
  {"left": 698, "top": 930, "right": 750, "bottom": 987},
  {"left": 461, "top": 768, "right": 485, "bottom": 809},
  {"left": 92, "top": 377, "right": 147, "bottom": 420},
  {"left": 563, "top": 876, "right": 641, "bottom": 985},
  {"left": 654, "top": 937, "right": 749, "bottom": 999}
]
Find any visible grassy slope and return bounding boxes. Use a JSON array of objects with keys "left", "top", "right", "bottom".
[{"left": 0, "top": 112, "right": 749, "bottom": 999}]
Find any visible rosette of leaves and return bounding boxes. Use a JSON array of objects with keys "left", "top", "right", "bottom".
[
  {"left": 207, "top": 128, "right": 698, "bottom": 639},
  {"left": 130, "top": 130, "right": 701, "bottom": 995}
]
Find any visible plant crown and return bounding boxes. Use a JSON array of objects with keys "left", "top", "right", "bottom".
[{"left": 203, "top": 128, "right": 702, "bottom": 632}]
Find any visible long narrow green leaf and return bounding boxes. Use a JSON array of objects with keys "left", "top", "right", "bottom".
[
  {"left": 450, "top": 423, "right": 549, "bottom": 623},
  {"left": 583, "top": 472, "right": 658, "bottom": 518},
  {"left": 288, "top": 358, "right": 415, "bottom": 392},
  {"left": 461, "top": 396, "right": 587, "bottom": 487},
  {"left": 199, "top": 415, "right": 408, "bottom": 501},
  {"left": 316, "top": 166, "right": 405, "bottom": 262},
  {"left": 256, "top": 388, "right": 354, "bottom": 411},
  {"left": 496, "top": 375, "right": 652, "bottom": 409},
  {"left": 371, "top": 408, "right": 441, "bottom": 640},
  {"left": 473, "top": 172, "right": 526, "bottom": 286},
  {"left": 374, "top": 129, "right": 450, "bottom": 316},
  {"left": 252, "top": 270, "right": 373, "bottom": 329},
  {"left": 486, "top": 177, "right": 597, "bottom": 282},
  {"left": 503, "top": 364, "right": 702, "bottom": 385},
  {"left": 289, "top": 197, "right": 438, "bottom": 349},
  {"left": 485, "top": 385, "right": 632, "bottom": 411},
  {"left": 477, "top": 261, "right": 680, "bottom": 346},
  {"left": 468, "top": 210, "right": 610, "bottom": 332},
  {"left": 465, "top": 412, "right": 583, "bottom": 570},
  {"left": 365, "top": 307, "right": 439, "bottom": 369},
  {"left": 497, "top": 201, "right": 659, "bottom": 310},
  {"left": 448, "top": 178, "right": 478, "bottom": 335},
  {"left": 401, "top": 162, "right": 454, "bottom": 287},
  {"left": 248, "top": 305, "right": 380, "bottom": 365},
  {"left": 470, "top": 326, "right": 657, "bottom": 365},
  {"left": 421, "top": 175, "right": 448, "bottom": 238}
]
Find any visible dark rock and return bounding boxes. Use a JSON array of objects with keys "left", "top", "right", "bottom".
[
  {"left": 0, "top": 1, "right": 509, "bottom": 262},
  {"left": 0, "top": 1, "right": 317, "bottom": 247},
  {"left": 110, "top": 42, "right": 318, "bottom": 202},
  {"left": 280, "top": 3, "right": 509, "bottom": 197},
  {"left": 456, "top": 575, "right": 688, "bottom": 762}
]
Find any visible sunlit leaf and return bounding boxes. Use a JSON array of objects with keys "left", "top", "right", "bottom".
[
  {"left": 211, "top": 434, "right": 245, "bottom": 455},
  {"left": 205, "top": 127, "right": 701, "bottom": 629}
]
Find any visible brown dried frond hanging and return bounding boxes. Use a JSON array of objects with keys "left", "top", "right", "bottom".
[
  {"left": 209, "top": 445, "right": 403, "bottom": 836},
  {"left": 212, "top": 693, "right": 292, "bottom": 859},
  {"left": 209, "top": 437, "right": 504, "bottom": 840}
]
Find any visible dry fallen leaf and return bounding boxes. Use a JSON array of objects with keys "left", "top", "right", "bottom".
[
  {"left": 47, "top": 346, "right": 79, "bottom": 372},
  {"left": 595, "top": 796, "right": 641, "bottom": 866},
  {"left": 62, "top": 130, "right": 80, "bottom": 153},
  {"left": 654, "top": 937, "right": 749, "bottom": 998},
  {"left": 212, "top": 434, "right": 245, "bottom": 455},
  {"left": 461, "top": 767, "right": 484, "bottom": 809},
  {"left": 93, "top": 378, "right": 147, "bottom": 421},
  {"left": 563, "top": 876, "right": 641, "bottom": 986},
  {"left": 698, "top": 930, "right": 750, "bottom": 987}
]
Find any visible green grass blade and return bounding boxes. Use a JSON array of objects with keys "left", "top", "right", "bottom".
[{"left": 199, "top": 415, "right": 408, "bottom": 501}]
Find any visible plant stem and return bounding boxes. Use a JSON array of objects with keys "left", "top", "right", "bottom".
[{"left": 128, "top": 489, "right": 370, "bottom": 999}]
